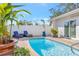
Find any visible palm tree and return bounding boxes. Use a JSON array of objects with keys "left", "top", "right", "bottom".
[
  {"left": 7, "top": 4, "right": 31, "bottom": 40},
  {"left": 0, "top": 3, "right": 31, "bottom": 43},
  {"left": 41, "top": 19, "right": 45, "bottom": 31},
  {"left": 0, "top": 3, "right": 10, "bottom": 43},
  {"left": 41, "top": 19, "right": 45, "bottom": 26}
]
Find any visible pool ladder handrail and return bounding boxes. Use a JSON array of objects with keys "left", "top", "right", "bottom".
[{"left": 71, "top": 42, "right": 79, "bottom": 56}]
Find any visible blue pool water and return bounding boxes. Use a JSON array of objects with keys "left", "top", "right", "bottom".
[{"left": 29, "top": 38, "right": 79, "bottom": 56}]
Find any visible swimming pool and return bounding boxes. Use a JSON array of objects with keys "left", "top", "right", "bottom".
[{"left": 29, "top": 38, "right": 79, "bottom": 56}]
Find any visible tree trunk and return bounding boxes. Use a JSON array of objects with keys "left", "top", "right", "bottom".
[
  {"left": 9, "top": 21, "right": 12, "bottom": 40},
  {"left": 0, "top": 36, "right": 3, "bottom": 44}
]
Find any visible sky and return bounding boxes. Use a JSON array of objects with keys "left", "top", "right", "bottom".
[{"left": 12, "top": 3, "right": 59, "bottom": 25}]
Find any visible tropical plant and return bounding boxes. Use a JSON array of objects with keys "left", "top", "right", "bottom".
[
  {"left": 13, "top": 47, "right": 30, "bottom": 56},
  {"left": 0, "top": 3, "right": 10, "bottom": 43},
  {"left": 18, "top": 20, "right": 26, "bottom": 25},
  {"left": 41, "top": 19, "right": 45, "bottom": 30},
  {"left": 18, "top": 20, "right": 33, "bottom": 25},
  {"left": 26, "top": 21, "right": 33, "bottom": 25},
  {"left": 51, "top": 28, "right": 58, "bottom": 37},
  {"left": 0, "top": 3, "right": 31, "bottom": 44},
  {"left": 35, "top": 22, "right": 39, "bottom": 25}
]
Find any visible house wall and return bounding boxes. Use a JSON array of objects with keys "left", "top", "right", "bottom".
[
  {"left": 76, "top": 17, "right": 79, "bottom": 40},
  {"left": 52, "top": 15, "right": 79, "bottom": 40},
  {"left": 7, "top": 25, "right": 51, "bottom": 36}
]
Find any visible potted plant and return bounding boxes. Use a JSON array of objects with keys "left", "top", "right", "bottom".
[
  {"left": 51, "top": 28, "right": 58, "bottom": 37},
  {"left": 0, "top": 3, "right": 31, "bottom": 55}
]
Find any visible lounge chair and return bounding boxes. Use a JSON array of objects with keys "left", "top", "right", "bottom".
[
  {"left": 23, "top": 31, "right": 28, "bottom": 37},
  {"left": 13, "top": 31, "right": 23, "bottom": 38}
]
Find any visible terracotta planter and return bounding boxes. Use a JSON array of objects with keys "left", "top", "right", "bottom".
[{"left": 0, "top": 40, "right": 14, "bottom": 56}]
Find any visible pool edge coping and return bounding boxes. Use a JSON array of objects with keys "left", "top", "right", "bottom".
[
  {"left": 46, "top": 37, "right": 79, "bottom": 51},
  {"left": 26, "top": 37, "right": 79, "bottom": 56},
  {"left": 26, "top": 40, "right": 39, "bottom": 56}
]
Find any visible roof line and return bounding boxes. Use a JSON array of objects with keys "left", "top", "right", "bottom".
[{"left": 51, "top": 8, "right": 79, "bottom": 21}]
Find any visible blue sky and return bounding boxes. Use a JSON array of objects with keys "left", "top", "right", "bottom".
[{"left": 13, "top": 3, "right": 59, "bottom": 25}]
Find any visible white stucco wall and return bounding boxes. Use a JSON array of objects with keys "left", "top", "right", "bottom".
[
  {"left": 55, "top": 19, "right": 64, "bottom": 37},
  {"left": 7, "top": 25, "right": 51, "bottom": 36},
  {"left": 52, "top": 15, "right": 79, "bottom": 40},
  {"left": 76, "top": 17, "right": 79, "bottom": 40}
]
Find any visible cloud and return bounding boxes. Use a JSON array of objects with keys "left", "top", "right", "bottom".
[
  {"left": 39, "top": 3, "right": 48, "bottom": 6},
  {"left": 31, "top": 3, "right": 48, "bottom": 7}
]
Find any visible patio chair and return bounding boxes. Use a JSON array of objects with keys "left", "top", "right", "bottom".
[
  {"left": 23, "top": 31, "right": 28, "bottom": 37},
  {"left": 13, "top": 31, "right": 23, "bottom": 38}
]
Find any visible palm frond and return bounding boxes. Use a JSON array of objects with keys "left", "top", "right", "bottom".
[{"left": 12, "top": 9, "right": 31, "bottom": 17}]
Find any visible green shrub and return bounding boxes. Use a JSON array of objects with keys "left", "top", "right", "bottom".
[
  {"left": 51, "top": 28, "right": 58, "bottom": 37},
  {"left": 14, "top": 47, "right": 31, "bottom": 56}
]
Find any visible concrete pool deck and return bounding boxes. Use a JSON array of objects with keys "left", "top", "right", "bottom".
[
  {"left": 14, "top": 37, "right": 79, "bottom": 56},
  {"left": 46, "top": 37, "right": 79, "bottom": 50}
]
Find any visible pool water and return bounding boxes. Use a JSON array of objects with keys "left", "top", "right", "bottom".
[{"left": 29, "top": 38, "right": 79, "bottom": 56}]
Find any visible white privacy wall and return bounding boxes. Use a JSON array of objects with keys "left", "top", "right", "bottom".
[{"left": 7, "top": 25, "right": 51, "bottom": 36}]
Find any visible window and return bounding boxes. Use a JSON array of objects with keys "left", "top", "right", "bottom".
[{"left": 64, "top": 20, "right": 76, "bottom": 38}]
